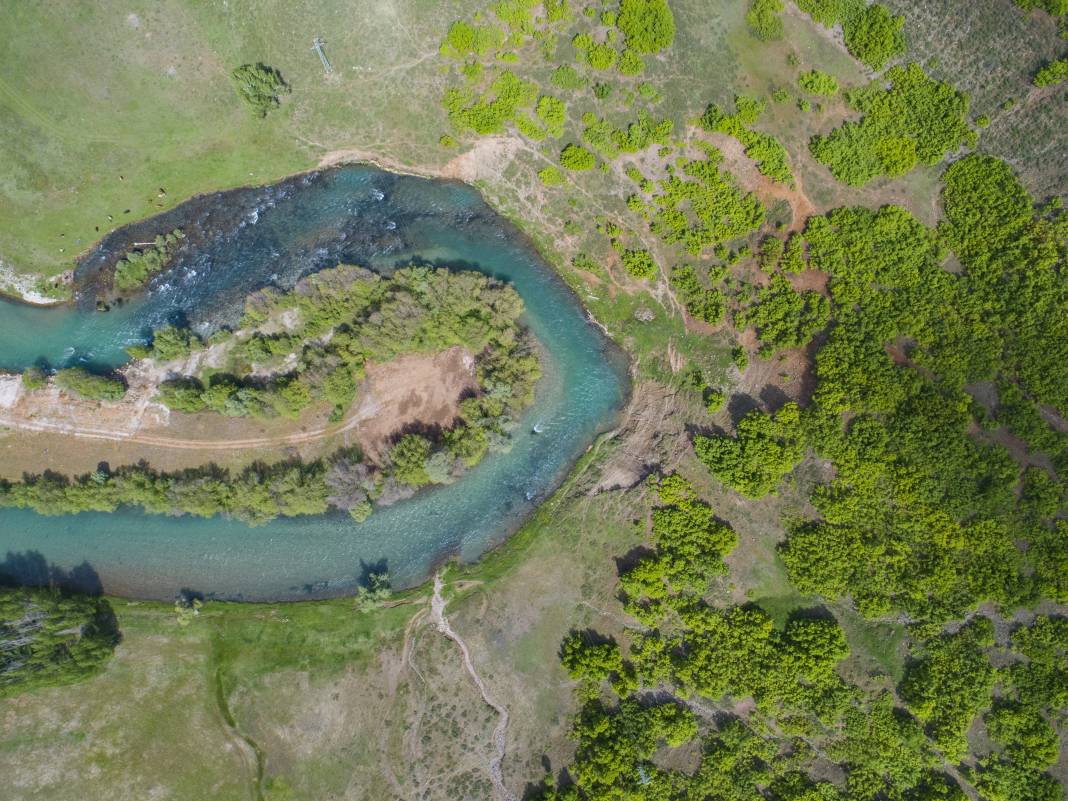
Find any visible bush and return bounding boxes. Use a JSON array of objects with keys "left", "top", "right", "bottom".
[
  {"left": 390, "top": 434, "right": 433, "bottom": 487},
  {"left": 618, "top": 49, "right": 645, "bottom": 75},
  {"left": 649, "top": 151, "right": 766, "bottom": 254},
  {"left": 617, "top": 0, "right": 676, "bottom": 53},
  {"left": 746, "top": 0, "right": 785, "bottom": 41},
  {"left": 112, "top": 229, "right": 184, "bottom": 291},
  {"left": 701, "top": 97, "right": 794, "bottom": 185},
  {"left": 440, "top": 20, "right": 505, "bottom": 58},
  {"left": 560, "top": 143, "right": 596, "bottom": 170},
  {"left": 230, "top": 63, "right": 289, "bottom": 117},
  {"left": 620, "top": 248, "right": 658, "bottom": 280},
  {"left": 538, "top": 166, "right": 566, "bottom": 185},
  {"left": 443, "top": 70, "right": 539, "bottom": 134},
  {"left": 796, "top": 0, "right": 905, "bottom": 70},
  {"left": 844, "top": 4, "right": 906, "bottom": 70},
  {"left": 21, "top": 367, "right": 47, "bottom": 390},
  {"left": 670, "top": 264, "right": 725, "bottom": 323},
  {"left": 54, "top": 368, "right": 126, "bottom": 401},
  {"left": 1012, "top": 0, "right": 1068, "bottom": 16},
  {"left": 550, "top": 64, "right": 587, "bottom": 90},
  {"left": 798, "top": 69, "right": 840, "bottom": 96},
  {"left": 536, "top": 95, "right": 566, "bottom": 137},
  {"left": 737, "top": 274, "right": 830, "bottom": 357},
  {"left": 1034, "top": 57, "right": 1068, "bottom": 87},
  {"left": 0, "top": 588, "right": 120, "bottom": 698},
  {"left": 693, "top": 402, "right": 805, "bottom": 497},
  {"left": 584, "top": 42, "right": 618, "bottom": 70}
]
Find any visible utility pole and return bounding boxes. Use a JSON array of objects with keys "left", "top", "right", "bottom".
[{"left": 312, "top": 37, "right": 332, "bottom": 73}]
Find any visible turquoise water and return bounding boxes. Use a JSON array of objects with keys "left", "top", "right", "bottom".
[{"left": 0, "top": 166, "right": 628, "bottom": 600}]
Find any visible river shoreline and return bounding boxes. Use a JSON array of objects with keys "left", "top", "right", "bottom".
[
  {"left": 0, "top": 142, "right": 491, "bottom": 307},
  {"left": 0, "top": 161, "right": 631, "bottom": 603}
]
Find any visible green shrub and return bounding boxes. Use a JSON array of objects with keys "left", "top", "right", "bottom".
[
  {"left": 649, "top": 151, "right": 765, "bottom": 254},
  {"left": 515, "top": 114, "right": 547, "bottom": 140},
  {"left": 701, "top": 97, "right": 794, "bottom": 185},
  {"left": 443, "top": 70, "right": 539, "bottom": 134},
  {"left": 0, "top": 588, "right": 120, "bottom": 698},
  {"left": 584, "top": 42, "right": 618, "bottom": 70},
  {"left": 20, "top": 367, "right": 47, "bottom": 390},
  {"left": 390, "top": 434, "right": 433, "bottom": 487},
  {"left": 737, "top": 274, "right": 831, "bottom": 357},
  {"left": 844, "top": 4, "right": 906, "bottom": 70},
  {"left": 746, "top": 0, "right": 785, "bottom": 41},
  {"left": 551, "top": 64, "right": 587, "bottom": 90},
  {"left": 1034, "top": 56, "right": 1068, "bottom": 86},
  {"left": 670, "top": 264, "right": 725, "bottom": 323},
  {"left": 1012, "top": 0, "right": 1068, "bottom": 16},
  {"left": 440, "top": 20, "right": 505, "bottom": 58},
  {"left": 694, "top": 402, "right": 805, "bottom": 497},
  {"left": 900, "top": 618, "right": 996, "bottom": 761},
  {"left": 620, "top": 248, "right": 658, "bottom": 280},
  {"left": 560, "top": 143, "right": 596, "bottom": 170},
  {"left": 493, "top": 0, "right": 539, "bottom": 33},
  {"left": 795, "top": 0, "right": 905, "bottom": 70},
  {"left": 54, "top": 368, "right": 126, "bottom": 401},
  {"left": 618, "top": 49, "right": 645, "bottom": 75},
  {"left": 798, "top": 69, "right": 840, "bottom": 96},
  {"left": 617, "top": 0, "right": 676, "bottom": 53},
  {"left": 536, "top": 95, "right": 567, "bottom": 137},
  {"left": 112, "top": 229, "right": 184, "bottom": 291},
  {"left": 230, "top": 63, "right": 289, "bottom": 117},
  {"left": 538, "top": 166, "right": 566, "bottom": 185}
]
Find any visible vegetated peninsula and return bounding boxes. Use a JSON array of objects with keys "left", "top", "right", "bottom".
[
  {"left": 1, "top": 0, "right": 1068, "bottom": 800},
  {"left": 0, "top": 265, "right": 540, "bottom": 523}
]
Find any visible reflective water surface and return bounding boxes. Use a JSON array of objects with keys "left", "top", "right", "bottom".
[{"left": 0, "top": 166, "right": 627, "bottom": 600}]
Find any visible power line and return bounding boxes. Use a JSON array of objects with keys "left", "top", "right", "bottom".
[{"left": 312, "top": 37, "right": 332, "bottom": 73}]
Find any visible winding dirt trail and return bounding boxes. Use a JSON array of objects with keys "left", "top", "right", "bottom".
[{"left": 430, "top": 573, "right": 514, "bottom": 801}]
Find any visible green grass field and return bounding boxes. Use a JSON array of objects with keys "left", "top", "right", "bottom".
[{"left": 0, "top": 0, "right": 464, "bottom": 276}]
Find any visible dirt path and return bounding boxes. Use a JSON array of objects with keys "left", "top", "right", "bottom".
[
  {"left": 0, "top": 402, "right": 367, "bottom": 451},
  {"left": 430, "top": 573, "right": 514, "bottom": 801},
  {"left": 0, "top": 347, "right": 475, "bottom": 464},
  {"left": 695, "top": 128, "right": 817, "bottom": 230}
]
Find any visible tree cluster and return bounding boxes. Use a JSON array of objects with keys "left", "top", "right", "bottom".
[{"left": 0, "top": 587, "right": 120, "bottom": 698}]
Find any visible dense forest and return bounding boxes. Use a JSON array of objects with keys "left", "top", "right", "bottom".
[{"left": 426, "top": 1, "right": 1068, "bottom": 799}]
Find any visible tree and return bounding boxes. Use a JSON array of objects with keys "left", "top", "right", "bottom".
[
  {"left": 230, "top": 63, "right": 290, "bottom": 117},
  {"left": 390, "top": 434, "right": 433, "bottom": 487},
  {"left": 693, "top": 402, "right": 805, "bottom": 498},
  {"left": 0, "top": 588, "right": 121, "bottom": 697},
  {"left": 54, "top": 368, "right": 126, "bottom": 401}
]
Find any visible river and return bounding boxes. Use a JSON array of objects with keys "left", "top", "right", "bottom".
[{"left": 0, "top": 165, "right": 628, "bottom": 600}]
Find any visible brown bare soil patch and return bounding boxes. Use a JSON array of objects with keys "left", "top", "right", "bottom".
[
  {"left": 352, "top": 346, "right": 477, "bottom": 464},
  {"left": 441, "top": 136, "right": 523, "bottom": 183},
  {"left": 588, "top": 381, "right": 686, "bottom": 495}
]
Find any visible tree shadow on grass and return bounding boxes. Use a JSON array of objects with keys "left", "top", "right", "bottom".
[{"left": 0, "top": 549, "right": 104, "bottom": 595}]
